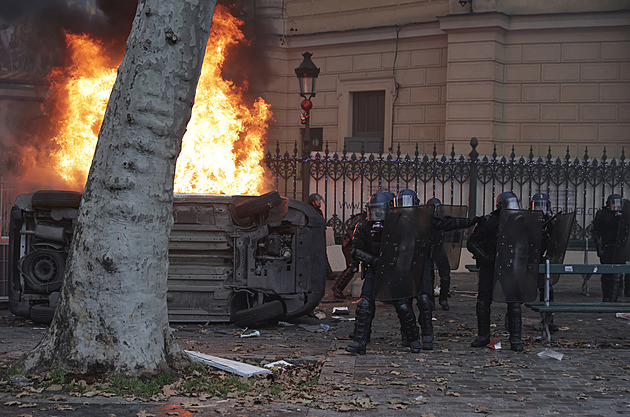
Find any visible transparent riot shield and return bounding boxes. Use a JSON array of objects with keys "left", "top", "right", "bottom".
[
  {"left": 374, "top": 205, "right": 434, "bottom": 301},
  {"left": 493, "top": 209, "right": 543, "bottom": 303},
  {"left": 545, "top": 212, "right": 576, "bottom": 285},
  {"left": 432, "top": 205, "right": 468, "bottom": 270},
  {"left": 613, "top": 199, "right": 630, "bottom": 264}
]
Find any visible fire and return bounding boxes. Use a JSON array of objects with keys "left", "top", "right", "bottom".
[
  {"left": 45, "top": 5, "right": 272, "bottom": 195},
  {"left": 45, "top": 33, "right": 117, "bottom": 187}
]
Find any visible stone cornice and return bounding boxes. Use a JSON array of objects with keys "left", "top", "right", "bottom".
[{"left": 286, "top": 10, "right": 630, "bottom": 48}]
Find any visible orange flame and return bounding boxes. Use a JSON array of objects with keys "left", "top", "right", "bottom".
[{"left": 45, "top": 5, "right": 272, "bottom": 195}]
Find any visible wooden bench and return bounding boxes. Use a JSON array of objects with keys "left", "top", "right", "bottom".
[{"left": 525, "top": 261, "right": 630, "bottom": 342}]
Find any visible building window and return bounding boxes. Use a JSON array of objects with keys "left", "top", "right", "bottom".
[{"left": 345, "top": 90, "right": 385, "bottom": 153}]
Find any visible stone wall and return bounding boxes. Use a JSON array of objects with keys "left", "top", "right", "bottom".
[{"left": 258, "top": 1, "right": 630, "bottom": 159}]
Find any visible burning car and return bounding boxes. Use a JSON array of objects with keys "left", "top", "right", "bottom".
[{"left": 8, "top": 190, "right": 327, "bottom": 326}]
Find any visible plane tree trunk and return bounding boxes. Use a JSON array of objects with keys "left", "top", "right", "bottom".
[{"left": 17, "top": 0, "right": 217, "bottom": 377}]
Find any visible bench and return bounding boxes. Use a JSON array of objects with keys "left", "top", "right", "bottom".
[{"left": 525, "top": 261, "right": 630, "bottom": 342}]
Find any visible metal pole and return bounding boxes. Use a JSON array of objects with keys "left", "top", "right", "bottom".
[
  {"left": 468, "top": 137, "right": 479, "bottom": 217},
  {"left": 301, "top": 112, "right": 311, "bottom": 202}
]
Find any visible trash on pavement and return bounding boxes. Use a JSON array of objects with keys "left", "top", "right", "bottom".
[
  {"left": 277, "top": 321, "right": 296, "bottom": 327},
  {"left": 487, "top": 338, "right": 502, "bottom": 350},
  {"left": 332, "top": 306, "right": 349, "bottom": 315},
  {"left": 313, "top": 311, "right": 326, "bottom": 319},
  {"left": 264, "top": 360, "right": 293, "bottom": 372},
  {"left": 332, "top": 316, "right": 355, "bottom": 321},
  {"left": 615, "top": 312, "right": 630, "bottom": 320},
  {"left": 185, "top": 350, "right": 272, "bottom": 377},
  {"left": 537, "top": 348, "right": 564, "bottom": 361},
  {"left": 299, "top": 323, "right": 331, "bottom": 332},
  {"left": 240, "top": 330, "right": 261, "bottom": 338}
]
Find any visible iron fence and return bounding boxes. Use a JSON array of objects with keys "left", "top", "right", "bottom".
[{"left": 265, "top": 137, "right": 629, "bottom": 245}]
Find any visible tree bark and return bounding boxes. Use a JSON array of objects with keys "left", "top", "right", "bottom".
[{"left": 18, "top": 0, "right": 217, "bottom": 377}]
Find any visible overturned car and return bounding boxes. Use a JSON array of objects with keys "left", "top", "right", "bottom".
[{"left": 8, "top": 190, "right": 327, "bottom": 326}]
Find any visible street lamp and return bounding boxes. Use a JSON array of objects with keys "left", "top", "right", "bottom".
[{"left": 295, "top": 52, "right": 320, "bottom": 202}]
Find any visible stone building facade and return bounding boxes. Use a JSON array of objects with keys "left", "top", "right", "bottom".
[{"left": 250, "top": 0, "right": 630, "bottom": 158}]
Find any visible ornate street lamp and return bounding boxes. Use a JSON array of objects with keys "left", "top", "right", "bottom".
[{"left": 295, "top": 52, "right": 320, "bottom": 202}]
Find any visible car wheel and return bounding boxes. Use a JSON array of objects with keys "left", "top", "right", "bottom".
[
  {"left": 32, "top": 190, "right": 82, "bottom": 209},
  {"left": 22, "top": 249, "right": 65, "bottom": 293},
  {"left": 232, "top": 191, "right": 282, "bottom": 218},
  {"left": 231, "top": 300, "right": 285, "bottom": 327},
  {"left": 30, "top": 304, "right": 56, "bottom": 324}
]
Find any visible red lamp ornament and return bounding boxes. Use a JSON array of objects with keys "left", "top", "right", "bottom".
[{"left": 301, "top": 99, "right": 313, "bottom": 112}]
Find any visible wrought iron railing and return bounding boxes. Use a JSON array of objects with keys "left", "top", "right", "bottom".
[{"left": 265, "top": 137, "right": 628, "bottom": 245}]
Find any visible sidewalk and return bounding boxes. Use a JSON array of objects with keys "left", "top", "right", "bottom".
[{"left": 1, "top": 272, "right": 629, "bottom": 416}]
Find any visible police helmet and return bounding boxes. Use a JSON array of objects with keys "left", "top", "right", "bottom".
[
  {"left": 496, "top": 191, "right": 520, "bottom": 210},
  {"left": 606, "top": 193, "right": 623, "bottom": 212},
  {"left": 308, "top": 193, "right": 323, "bottom": 207},
  {"left": 395, "top": 189, "right": 419, "bottom": 207},
  {"left": 384, "top": 192, "right": 396, "bottom": 205},
  {"left": 426, "top": 197, "right": 441, "bottom": 207},
  {"left": 367, "top": 192, "right": 391, "bottom": 221},
  {"left": 531, "top": 192, "right": 550, "bottom": 215}
]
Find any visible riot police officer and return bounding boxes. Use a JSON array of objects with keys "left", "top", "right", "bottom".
[
  {"left": 426, "top": 197, "right": 453, "bottom": 311},
  {"left": 467, "top": 191, "right": 525, "bottom": 352},
  {"left": 308, "top": 193, "right": 325, "bottom": 217},
  {"left": 417, "top": 193, "right": 478, "bottom": 350},
  {"left": 308, "top": 193, "right": 337, "bottom": 281},
  {"left": 332, "top": 212, "right": 365, "bottom": 299},
  {"left": 592, "top": 194, "right": 625, "bottom": 302},
  {"left": 346, "top": 192, "right": 423, "bottom": 355}
]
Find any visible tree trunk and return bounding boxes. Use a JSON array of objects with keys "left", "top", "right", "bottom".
[{"left": 18, "top": 0, "right": 217, "bottom": 377}]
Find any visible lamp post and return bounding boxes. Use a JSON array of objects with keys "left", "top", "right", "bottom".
[{"left": 295, "top": 52, "right": 320, "bottom": 202}]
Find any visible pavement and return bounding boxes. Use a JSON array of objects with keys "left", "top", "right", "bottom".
[{"left": 1, "top": 271, "right": 630, "bottom": 416}]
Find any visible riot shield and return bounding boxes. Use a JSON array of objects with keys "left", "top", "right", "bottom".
[
  {"left": 493, "top": 209, "right": 543, "bottom": 303},
  {"left": 374, "top": 205, "right": 434, "bottom": 301},
  {"left": 545, "top": 212, "right": 576, "bottom": 285},
  {"left": 432, "top": 205, "right": 468, "bottom": 270},
  {"left": 613, "top": 199, "right": 630, "bottom": 263}
]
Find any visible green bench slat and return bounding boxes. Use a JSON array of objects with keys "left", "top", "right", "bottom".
[
  {"left": 537, "top": 263, "right": 630, "bottom": 274},
  {"left": 526, "top": 302, "right": 630, "bottom": 307},
  {"left": 528, "top": 305, "right": 630, "bottom": 313}
]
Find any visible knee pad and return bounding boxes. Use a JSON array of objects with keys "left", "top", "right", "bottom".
[{"left": 418, "top": 293, "right": 433, "bottom": 310}]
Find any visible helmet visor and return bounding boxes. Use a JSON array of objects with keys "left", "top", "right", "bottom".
[
  {"left": 501, "top": 197, "right": 520, "bottom": 210},
  {"left": 396, "top": 194, "right": 416, "bottom": 207},
  {"left": 610, "top": 198, "right": 623, "bottom": 212},
  {"left": 367, "top": 203, "right": 388, "bottom": 221},
  {"left": 532, "top": 199, "right": 549, "bottom": 214}
]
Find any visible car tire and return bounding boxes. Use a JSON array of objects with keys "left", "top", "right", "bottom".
[
  {"left": 30, "top": 304, "right": 56, "bottom": 324},
  {"left": 232, "top": 300, "right": 285, "bottom": 327},
  {"left": 32, "top": 190, "right": 82, "bottom": 209},
  {"left": 232, "top": 191, "right": 282, "bottom": 218},
  {"left": 22, "top": 249, "right": 65, "bottom": 293}
]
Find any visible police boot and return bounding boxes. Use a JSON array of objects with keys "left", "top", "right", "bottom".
[
  {"left": 507, "top": 302, "right": 524, "bottom": 352},
  {"left": 394, "top": 300, "right": 421, "bottom": 353},
  {"left": 346, "top": 297, "right": 375, "bottom": 355},
  {"left": 417, "top": 294, "right": 434, "bottom": 350},
  {"left": 438, "top": 276, "right": 451, "bottom": 311},
  {"left": 602, "top": 275, "right": 613, "bottom": 302},
  {"left": 610, "top": 274, "right": 622, "bottom": 302},
  {"left": 333, "top": 268, "right": 355, "bottom": 299},
  {"left": 548, "top": 314, "right": 559, "bottom": 332},
  {"left": 625, "top": 274, "right": 630, "bottom": 297},
  {"left": 471, "top": 300, "right": 491, "bottom": 347}
]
